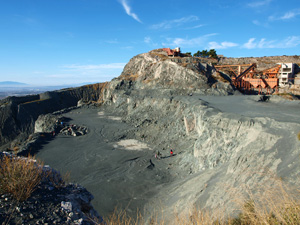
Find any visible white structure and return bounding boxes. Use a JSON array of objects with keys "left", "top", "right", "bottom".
[{"left": 277, "top": 63, "right": 295, "bottom": 87}]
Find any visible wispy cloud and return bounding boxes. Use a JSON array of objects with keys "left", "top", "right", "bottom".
[
  {"left": 144, "top": 36, "right": 158, "bottom": 47},
  {"left": 247, "top": 0, "right": 272, "bottom": 8},
  {"left": 242, "top": 36, "right": 300, "bottom": 49},
  {"left": 252, "top": 20, "right": 269, "bottom": 28},
  {"left": 162, "top": 34, "right": 217, "bottom": 48},
  {"left": 105, "top": 39, "right": 119, "bottom": 44},
  {"left": 119, "top": 0, "right": 142, "bottom": 23},
  {"left": 184, "top": 24, "right": 205, "bottom": 30},
  {"left": 121, "top": 46, "right": 134, "bottom": 50},
  {"left": 54, "top": 63, "right": 126, "bottom": 82},
  {"left": 269, "top": 8, "right": 300, "bottom": 21},
  {"left": 150, "top": 16, "right": 199, "bottom": 29},
  {"left": 208, "top": 41, "right": 238, "bottom": 49},
  {"left": 63, "top": 63, "right": 126, "bottom": 70},
  {"left": 47, "top": 73, "right": 80, "bottom": 79}
]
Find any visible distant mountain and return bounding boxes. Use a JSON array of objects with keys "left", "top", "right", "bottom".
[{"left": 0, "top": 81, "right": 28, "bottom": 86}]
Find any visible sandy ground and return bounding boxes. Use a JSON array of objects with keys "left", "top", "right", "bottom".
[{"left": 35, "top": 107, "right": 177, "bottom": 218}]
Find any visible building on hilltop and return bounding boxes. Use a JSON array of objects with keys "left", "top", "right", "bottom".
[
  {"left": 277, "top": 63, "right": 295, "bottom": 86},
  {"left": 162, "top": 47, "right": 181, "bottom": 57}
]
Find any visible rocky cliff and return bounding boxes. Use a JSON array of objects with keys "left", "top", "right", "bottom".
[
  {"left": 116, "top": 49, "right": 234, "bottom": 95},
  {"left": 0, "top": 83, "right": 107, "bottom": 150}
]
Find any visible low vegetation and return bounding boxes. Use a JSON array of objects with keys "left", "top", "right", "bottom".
[{"left": 0, "top": 154, "right": 44, "bottom": 201}]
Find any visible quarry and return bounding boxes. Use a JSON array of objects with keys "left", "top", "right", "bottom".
[{"left": 1, "top": 49, "right": 300, "bottom": 224}]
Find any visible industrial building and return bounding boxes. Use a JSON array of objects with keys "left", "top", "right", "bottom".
[{"left": 214, "top": 63, "right": 297, "bottom": 94}]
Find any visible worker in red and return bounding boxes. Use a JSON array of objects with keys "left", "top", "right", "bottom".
[{"left": 170, "top": 149, "right": 174, "bottom": 156}]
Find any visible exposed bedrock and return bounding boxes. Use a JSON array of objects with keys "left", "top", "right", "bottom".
[
  {"left": 117, "top": 51, "right": 234, "bottom": 95},
  {"left": 0, "top": 83, "right": 107, "bottom": 149},
  {"left": 101, "top": 89, "right": 300, "bottom": 218}
]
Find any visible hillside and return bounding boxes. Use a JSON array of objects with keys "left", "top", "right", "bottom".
[{"left": 1, "top": 51, "right": 300, "bottom": 223}]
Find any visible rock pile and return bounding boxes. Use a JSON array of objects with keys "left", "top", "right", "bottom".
[
  {"left": 59, "top": 125, "right": 88, "bottom": 137},
  {"left": 0, "top": 153, "right": 100, "bottom": 225}
]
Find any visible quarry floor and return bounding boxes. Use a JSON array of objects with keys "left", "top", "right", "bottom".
[
  {"left": 35, "top": 95, "right": 300, "bottom": 219},
  {"left": 35, "top": 106, "right": 178, "bottom": 218}
]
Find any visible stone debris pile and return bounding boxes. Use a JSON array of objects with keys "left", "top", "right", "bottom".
[
  {"left": 0, "top": 152, "right": 100, "bottom": 224},
  {"left": 59, "top": 124, "right": 88, "bottom": 137}
]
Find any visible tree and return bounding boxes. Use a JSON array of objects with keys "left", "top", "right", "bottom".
[
  {"left": 193, "top": 49, "right": 218, "bottom": 58},
  {"left": 193, "top": 50, "right": 201, "bottom": 57},
  {"left": 208, "top": 49, "right": 218, "bottom": 59}
]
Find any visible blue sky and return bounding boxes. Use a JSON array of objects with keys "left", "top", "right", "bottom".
[{"left": 1, "top": 0, "right": 300, "bottom": 86}]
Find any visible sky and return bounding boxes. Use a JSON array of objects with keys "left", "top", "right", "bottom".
[{"left": 0, "top": 0, "right": 300, "bottom": 86}]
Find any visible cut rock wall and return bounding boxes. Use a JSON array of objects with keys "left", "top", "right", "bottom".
[{"left": 102, "top": 89, "right": 300, "bottom": 218}]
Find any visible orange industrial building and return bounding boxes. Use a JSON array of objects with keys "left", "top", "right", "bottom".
[
  {"left": 162, "top": 47, "right": 181, "bottom": 56},
  {"left": 214, "top": 63, "right": 296, "bottom": 94}
]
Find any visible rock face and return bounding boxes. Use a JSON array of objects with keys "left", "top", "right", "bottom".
[
  {"left": 0, "top": 83, "right": 107, "bottom": 149},
  {"left": 99, "top": 89, "right": 300, "bottom": 221},
  {"left": 117, "top": 50, "right": 234, "bottom": 95}
]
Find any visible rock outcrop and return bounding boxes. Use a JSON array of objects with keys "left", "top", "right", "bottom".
[{"left": 116, "top": 49, "right": 234, "bottom": 95}]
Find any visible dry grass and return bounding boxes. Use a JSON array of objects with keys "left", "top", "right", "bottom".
[
  {"left": 21, "top": 99, "right": 46, "bottom": 105},
  {"left": 46, "top": 169, "right": 70, "bottom": 189},
  {"left": 149, "top": 52, "right": 169, "bottom": 61},
  {"left": 298, "top": 132, "right": 300, "bottom": 140},
  {"left": 0, "top": 154, "right": 44, "bottom": 201},
  {"left": 118, "top": 73, "right": 140, "bottom": 82}
]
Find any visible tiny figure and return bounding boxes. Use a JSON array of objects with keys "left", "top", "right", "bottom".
[{"left": 170, "top": 149, "right": 174, "bottom": 156}]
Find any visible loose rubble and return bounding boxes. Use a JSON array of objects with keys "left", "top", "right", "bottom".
[
  {"left": 59, "top": 124, "right": 88, "bottom": 137},
  {"left": 0, "top": 152, "right": 101, "bottom": 225}
]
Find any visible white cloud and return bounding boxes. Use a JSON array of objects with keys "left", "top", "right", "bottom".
[
  {"left": 243, "top": 38, "right": 258, "bottom": 49},
  {"left": 242, "top": 36, "right": 300, "bottom": 49},
  {"left": 247, "top": 0, "right": 272, "bottom": 8},
  {"left": 208, "top": 41, "right": 238, "bottom": 49},
  {"left": 184, "top": 24, "right": 204, "bottom": 30},
  {"left": 105, "top": 39, "right": 119, "bottom": 44},
  {"left": 269, "top": 9, "right": 300, "bottom": 21},
  {"left": 63, "top": 63, "right": 126, "bottom": 70},
  {"left": 162, "top": 34, "right": 217, "bottom": 48},
  {"left": 119, "top": 0, "right": 142, "bottom": 23},
  {"left": 150, "top": 16, "right": 199, "bottom": 29},
  {"left": 282, "top": 36, "right": 300, "bottom": 48},
  {"left": 279, "top": 9, "right": 300, "bottom": 20},
  {"left": 121, "top": 46, "right": 134, "bottom": 50},
  {"left": 144, "top": 36, "right": 151, "bottom": 44},
  {"left": 144, "top": 36, "right": 158, "bottom": 47},
  {"left": 47, "top": 73, "right": 80, "bottom": 79}
]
